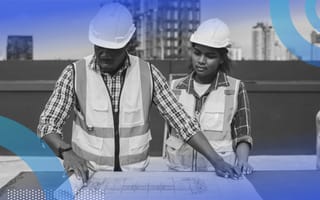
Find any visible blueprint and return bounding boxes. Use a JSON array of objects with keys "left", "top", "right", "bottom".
[{"left": 54, "top": 172, "right": 262, "bottom": 200}]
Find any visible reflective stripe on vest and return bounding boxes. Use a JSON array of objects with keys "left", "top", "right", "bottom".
[
  {"left": 72, "top": 54, "right": 153, "bottom": 168},
  {"left": 165, "top": 76, "right": 239, "bottom": 170}
]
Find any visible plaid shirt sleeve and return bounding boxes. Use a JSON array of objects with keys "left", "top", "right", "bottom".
[
  {"left": 37, "top": 65, "right": 75, "bottom": 138},
  {"left": 150, "top": 65, "right": 200, "bottom": 141},
  {"left": 231, "top": 81, "right": 253, "bottom": 149}
]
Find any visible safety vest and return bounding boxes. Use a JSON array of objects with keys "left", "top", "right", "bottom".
[
  {"left": 165, "top": 75, "right": 240, "bottom": 171},
  {"left": 71, "top": 54, "right": 153, "bottom": 171}
]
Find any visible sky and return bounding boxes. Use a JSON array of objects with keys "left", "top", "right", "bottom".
[{"left": 0, "top": 0, "right": 315, "bottom": 60}]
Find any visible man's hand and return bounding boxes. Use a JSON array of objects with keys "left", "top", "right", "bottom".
[
  {"left": 62, "top": 150, "right": 89, "bottom": 184},
  {"left": 236, "top": 160, "right": 253, "bottom": 175},
  {"left": 214, "top": 159, "right": 242, "bottom": 179}
]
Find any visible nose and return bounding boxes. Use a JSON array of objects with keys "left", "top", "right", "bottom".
[
  {"left": 99, "top": 51, "right": 112, "bottom": 59},
  {"left": 198, "top": 55, "right": 206, "bottom": 64}
]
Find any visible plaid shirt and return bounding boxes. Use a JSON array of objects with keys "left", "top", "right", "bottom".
[
  {"left": 175, "top": 71, "right": 253, "bottom": 148},
  {"left": 37, "top": 55, "right": 200, "bottom": 141}
]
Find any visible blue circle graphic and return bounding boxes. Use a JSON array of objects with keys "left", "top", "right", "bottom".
[
  {"left": 270, "top": 0, "right": 320, "bottom": 67},
  {"left": 0, "top": 116, "right": 74, "bottom": 199},
  {"left": 306, "top": 0, "right": 320, "bottom": 31}
]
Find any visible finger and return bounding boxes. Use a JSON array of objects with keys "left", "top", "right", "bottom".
[
  {"left": 73, "top": 168, "right": 82, "bottom": 180},
  {"left": 78, "top": 165, "right": 88, "bottom": 184},
  {"left": 233, "top": 166, "right": 242, "bottom": 176},
  {"left": 229, "top": 168, "right": 241, "bottom": 179},
  {"left": 63, "top": 161, "right": 70, "bottom": 172},
  {"left": 216, "top": 170, "right": 227, "bottom": 178},
  {"left": 245, "top": 166, "right": 253, "bottom": 175},
  {"left": 239, "top": 163, "right": 249, "bottom": 175},
  {"left": 223, "top": 167, "right": 237, "bottom": 179}
]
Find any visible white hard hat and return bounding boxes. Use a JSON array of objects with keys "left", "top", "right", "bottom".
[
  {"left": 190, "top": 18, "right": 231, "bottom": 48},
  {"left": 89, "top": 3, "right": 136, "bottom": 49}
]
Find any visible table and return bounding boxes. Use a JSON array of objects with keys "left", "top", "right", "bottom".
[
  {"left": 0, "top": 156, "right": 319, "bottom": 200},
  {"left": 1, "top": 170, "right": 320, "bottom": 200}
]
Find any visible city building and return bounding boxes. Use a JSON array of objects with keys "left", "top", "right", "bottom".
[
  {"left": 252, "top": 22, "right": 273, "bottom": 60},
  {"left": 113, "top": 0, "right": 200, "bottom": 60},
  {"left": 228, "top": 46, "right": 243, "bottom": 60},
  {"left": 252, "top": 22, "right": 296, "bottom": 60},
  {"left": 6, "top": 35, "right": 33, "bottom": 60}
]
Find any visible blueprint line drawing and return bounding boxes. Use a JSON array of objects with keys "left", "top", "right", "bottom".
[{"left": 55, "top": 172, "right": 263, "bottom": 200}]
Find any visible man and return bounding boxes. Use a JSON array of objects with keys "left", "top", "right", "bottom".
[{"left": 37, "top": 3, "right": 240, "bottom": 184}]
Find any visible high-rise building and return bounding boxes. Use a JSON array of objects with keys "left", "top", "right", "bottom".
[
  {"left": 6, "top": 35, "right": 33, "bottom": 60},
  {"left": 113, "top": 0, "right": 200, "bottom": 60},
  {"left": 229, "top": 46, "right": 243, "bottom": 60},
  {"left": 252, "top": 22, "right": 296, "bottom": 60},
  {"left": 252, "top": 23, "right": 274, "bottom": 60}
]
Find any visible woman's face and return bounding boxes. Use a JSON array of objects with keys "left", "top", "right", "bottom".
[{"left": 191, "top": 43, "right": 222, "bottom": 84}]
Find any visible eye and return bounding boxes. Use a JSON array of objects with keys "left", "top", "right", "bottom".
[
  {"left": 193, "top": 49, "right": 201, "bottom": 56},
  {"left": 205, "top": 53, "right": 219, "bottom": 59}
]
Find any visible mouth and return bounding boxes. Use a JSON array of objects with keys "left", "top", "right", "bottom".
[{"left": 195, "top": 65, "right": 207, "bottom": 72}]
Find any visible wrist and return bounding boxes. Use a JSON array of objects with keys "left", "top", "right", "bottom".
[
  {"left": 210, "top": 156, "right": 224, "bottom": 167},
  {"left": 58, "top": 146, "right": 72, "bottom": 159}
]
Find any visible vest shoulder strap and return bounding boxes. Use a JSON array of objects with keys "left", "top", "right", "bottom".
[
  {"left": 171, "top": 76, "right": 189, "bottom": 89},
  {"left": 225, "top": 75, "right": 240, "bottom": 95}
]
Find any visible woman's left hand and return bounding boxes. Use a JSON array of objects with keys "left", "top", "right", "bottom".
[{"left": 236, "top": 160, "right": 253, "bottom": 175}]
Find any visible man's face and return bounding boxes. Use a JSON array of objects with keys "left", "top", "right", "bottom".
[{"left": 94, "top": 45, "right": 127, "bottom": 75}]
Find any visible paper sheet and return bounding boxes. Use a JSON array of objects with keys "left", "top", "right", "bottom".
[{"left": 54, "top": 172, "right": 262, "bottom": 200}]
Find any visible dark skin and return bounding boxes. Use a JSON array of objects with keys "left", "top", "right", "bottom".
[
  {"left": 43, "top": 44, "right": 241, "bottom": 184},
  {"left": 94, "top": 45, "right": 127, "bottom": 75},
  {"left": 191, "top": 43, "right": 253, "bottom": 174}
]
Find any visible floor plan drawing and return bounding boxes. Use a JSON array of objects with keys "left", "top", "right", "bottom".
[{"left": 55, "top": 172, "right": 262, "bottom": 200}]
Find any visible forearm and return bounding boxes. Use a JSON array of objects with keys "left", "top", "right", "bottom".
[
  {"left": 42, "top": 133, "right": 71, "bottom": 157},
  {"left": 151, "top": 65, "right": 200, "bottom": 140},
  {"left": 187, "top": 131, "right": 224, "bottom": 167},
  {"left": 236, "top": 142, "right": 250, "bottom": 162}
]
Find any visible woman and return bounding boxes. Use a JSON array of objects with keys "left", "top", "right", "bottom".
[{"left": 164, "top": 18, "right": 253, "bottom": 175}]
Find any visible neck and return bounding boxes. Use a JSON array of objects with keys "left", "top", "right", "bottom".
[{"left": 194, "top": 73, "right": 217, "bottom": 84}]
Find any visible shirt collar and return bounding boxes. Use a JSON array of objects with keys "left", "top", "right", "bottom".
[{"left": 176, "top": 71, "right": 230, "bottom": 95}]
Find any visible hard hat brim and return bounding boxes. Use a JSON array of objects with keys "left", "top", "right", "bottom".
[
  {"left": 190, "top": 34, "right": 231, "bottom": 48},
  {"left": 89, "top": 25, "right": 136, "bottom": 49}
]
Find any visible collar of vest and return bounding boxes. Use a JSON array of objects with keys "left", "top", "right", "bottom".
[
  {"left": 73, "top": 54, "right": 153, "bottom": 129},
  {"left": 175, "top": 71, "right": 230, "bottom": 93}
]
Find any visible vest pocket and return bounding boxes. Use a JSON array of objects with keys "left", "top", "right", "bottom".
[
  {"left": 165, "top": 135, "right": 193, "bottom": 169},
  {"left": 88, "top": 101, "right": 112, "bottom": 128},
  {"left": 128, "top": 130, "right": 152, "bottom": 154},
  {"left": 121, "top": 108, "right": 144, "bottom": 126},
  {"left": 201, "top": 111, "right": 224, "bottom": 131},
  {"left": 72, "top": 122, "right": 104, "bottom": 153},
  {"left": 165, "top": 135, "right": 184, "bottom": 150}
]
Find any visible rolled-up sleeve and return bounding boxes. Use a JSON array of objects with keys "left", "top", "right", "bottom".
[
  {"left": 37, "top": 65, "right": 75, "bottom": 138},
  {"left": 231, "top": 81, "right": 253, "bottom": 149}
]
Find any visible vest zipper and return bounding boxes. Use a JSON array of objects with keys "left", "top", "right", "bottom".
[
  {"left": 104, "top": 80, "right": 122, "bottom": 171},
  {"left": 113, "top": 111, "right": 121, "bottom": 171},
  {"left": 114, "top": 70, "right": 126, "bottom": 171}
]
